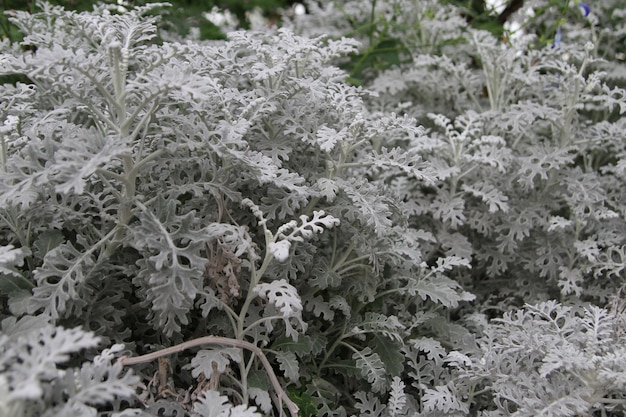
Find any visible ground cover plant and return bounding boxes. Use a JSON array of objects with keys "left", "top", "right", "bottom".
[{"left": 0, "top": 1, "right": 625, "bottom": 416}]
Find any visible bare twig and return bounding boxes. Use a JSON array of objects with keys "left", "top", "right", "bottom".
[{"left": 119, "top": 336, "right": 299, "bottom": 417}]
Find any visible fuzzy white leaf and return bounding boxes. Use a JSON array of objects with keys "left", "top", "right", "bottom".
[
  {"left": 316, "top": 178, "right": 339, "bottom": 202},
  {"left": 461, "top": 182, "right": 509, "bottom": 213},
  {"left": 409, "top": 338, "right": 446, "bottom": 364},
  {"left": 269, "top": 240, "right": 291, "bottom": 262},
  {"left": 3, "top": 325, "right": 101, "bottom": 402},
  {"left": 316, "top": 125, "right": 347, "bottom": 152},
  {"left": 248, "top": 388, "right": 272, "bottom": 414},
  {"left": 188, "top": 348, "right": 242, "bottom": 378},
  {"left": 254, "top": 279, "right": 302, "bottom": 318},
  {"left": 387, "top": 377, "right": 407, "bottom": 417},
  {"left": 278, "top": 210, "right": 340, "bottom": 242},
  {"left": 353, "top": 347, "right": 387, "bottom": 393},
  {"left": 72, "top": 344, "right": 139, "bottom": 408},
  {"left": 193, "top": 390, "right": 231, "bottom": 417},
  {"left": 354, "top": 391, "right": 386, "bottom": 417},
  {"left": 274, "top": 350, "right": 300, "bottom": 383},
  {"left": 423, "top": 386, "right": 468, "bottom": 414},
  {"left": 29, "top": 242, "right": 96, "bottom": 319}
]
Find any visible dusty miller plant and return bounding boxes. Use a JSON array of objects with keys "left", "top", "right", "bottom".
[
  {"left": 288, "top": 0, "right": 626, "bottom": 416},
  {"left": 0, "top": 1, "right": 467, "bottom": 416},
  {"left": 1, "top": 0, "right": 626, "bottom": 416}
]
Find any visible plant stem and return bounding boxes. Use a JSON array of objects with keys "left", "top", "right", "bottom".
[
  {"left": 119, "top": 335, "right": 299, "bottom": 417},
  {"left": 237, "top": 249, "right": 273, "bottom": 338},
  {"left": 318, "top": 320, "right": 349, "bottom": 371}
]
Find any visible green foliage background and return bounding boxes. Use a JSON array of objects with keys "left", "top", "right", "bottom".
[{"left": 1, "top": 0, "right": 300, "bottom": 41}]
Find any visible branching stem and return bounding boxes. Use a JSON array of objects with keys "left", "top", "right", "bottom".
[{"left": 119, "top": 336, "right": 299, "bottom": 417}]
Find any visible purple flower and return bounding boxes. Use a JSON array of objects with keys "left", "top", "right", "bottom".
[
  {"left": 579, "top": 2, "right": 590, "bottom": 17},
  {"left": 552, "top": 26, "right": 562, "bottom": 49}
]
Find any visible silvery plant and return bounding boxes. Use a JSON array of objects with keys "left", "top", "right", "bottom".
[{"left": 0, "top": 1, "right": 625, "bottom": 416}]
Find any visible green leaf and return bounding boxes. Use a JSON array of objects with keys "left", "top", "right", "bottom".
[
  {"left": 0, "top": 245, "right": 32, "bottom": 295},
  {"left": 403, "top": 274, "right": 473, "bottom": 308},
  {"left": 0, "top": 273, "right": 32, "bottom": 295},
  {"left": 274, "top": 350, "right": 299, "bottom": 383},
  {"left": 351, "top": 312, "right": 405, "bottom": 343},
  {"left": 286, "top": 387, "right": 318, "bottom": 417},
  {"left": 271, "top": 335, "right": 314, "bottom": 355},
  {"left": 372, "top": 334, "right": 404, "bottom": 377},
  {"left": 306, "top": 295, "right": 335, "bottom": 321},
  {"left": 308, "top": 260, "right": 342, "bottom": 290},
  {"left": 33, "top": 230, "right": 64, "bottom": 258}
]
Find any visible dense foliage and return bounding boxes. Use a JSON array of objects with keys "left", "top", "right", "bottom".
[
  {"left": 0, "top": 0, "right": 301, "bottom": 42},
  {"left": 0, "top": 1, "right": 625, "bottom": 416}
]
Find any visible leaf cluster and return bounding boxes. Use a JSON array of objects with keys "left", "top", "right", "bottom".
[{"left": 0, "top": 1, "right": 625, "bottom": 417}]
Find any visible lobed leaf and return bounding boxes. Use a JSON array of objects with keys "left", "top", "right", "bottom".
[{"left": 352, "top": 347, "right": 387, "bottom": 393}]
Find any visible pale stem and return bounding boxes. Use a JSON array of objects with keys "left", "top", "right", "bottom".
[
  {"left": 119, "top": 335, "right": 299, "bottom": 417},
  {"left": 0, "top": 135, "right": 6, "bottom": 173},
  {"left": 240, "top": 315, "right": 286, "bottom": 337},
  {"left": 317, "top": 320, "right": 349, "bottom": 371},
  {"left": 237, "top": 249, "right": 274, "bottom": 337}
]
